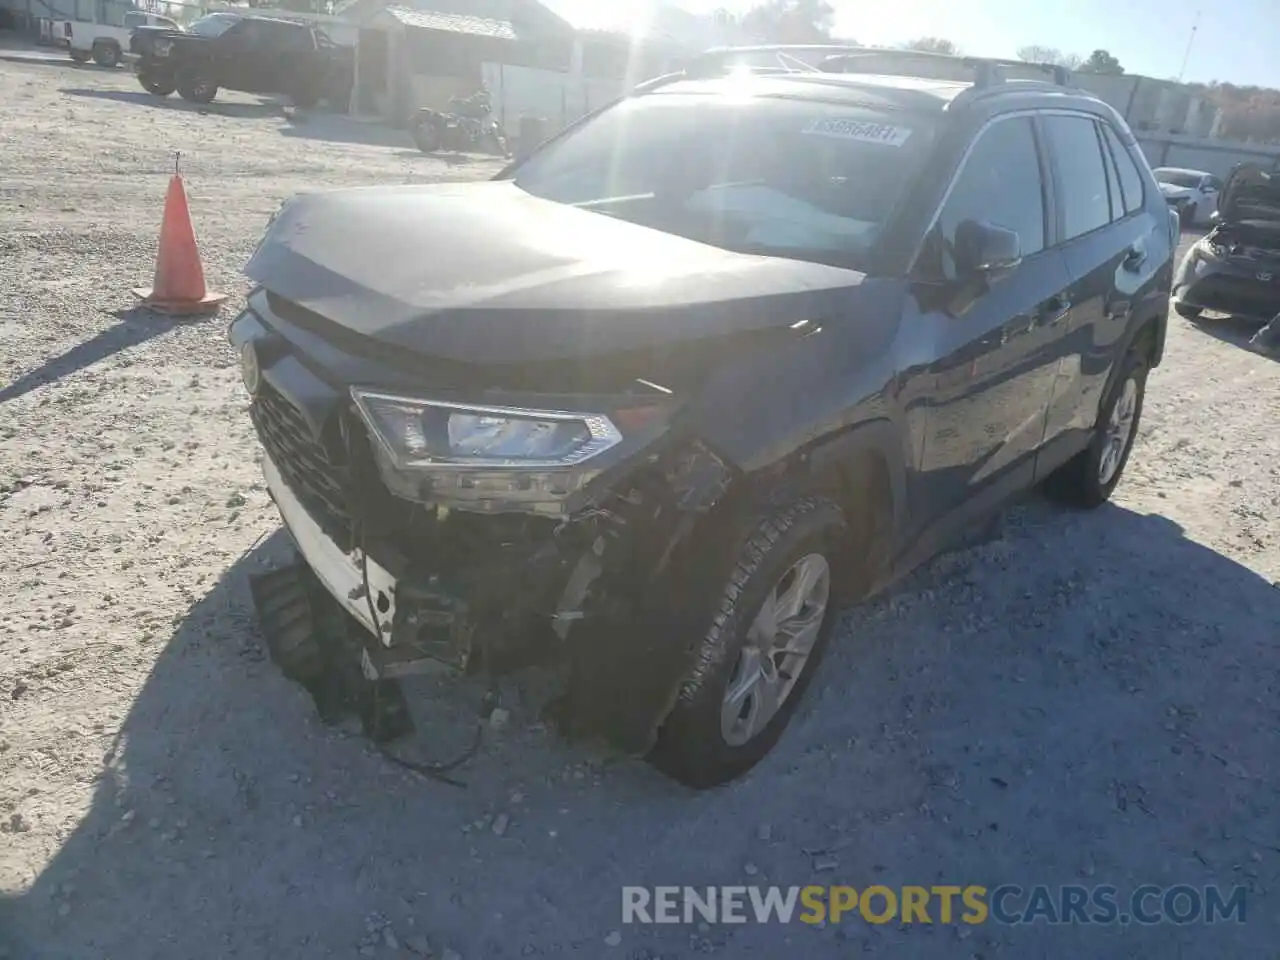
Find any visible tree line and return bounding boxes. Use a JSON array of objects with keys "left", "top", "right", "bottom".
[{"left": 714, "top": 1, "right": 1125, "bottom": 74}]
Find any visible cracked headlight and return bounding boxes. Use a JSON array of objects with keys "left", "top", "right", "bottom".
[
  {"left": 352, "top": 392, "right": 622, "bottom": 469},
  {"left": 349, "top": 390, "right": 662, "bottom": 515}
]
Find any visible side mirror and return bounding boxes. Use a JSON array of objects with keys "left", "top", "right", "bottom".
[{"left": 953, "top": 219, "right": 1022, "bottom": 280}]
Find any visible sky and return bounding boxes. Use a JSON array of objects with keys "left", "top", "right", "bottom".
[{"left": 555, "top": 0, "right": 1280, "bottom": 89}]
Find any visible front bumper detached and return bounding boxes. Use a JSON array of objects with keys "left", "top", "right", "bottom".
[
  {"left": 256, "top": 422, "right": 740, "bottom": 756},
  {"left": 264, "top": 453, "right": 397, "bottom": 646}
]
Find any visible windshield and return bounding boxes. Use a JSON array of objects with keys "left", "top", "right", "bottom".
[
  {"left": 513, "top": 89, "right": 937, "bottom": 268},
  {"left": 1154, "top": 169, "right": 1202, "bottom": 188},
  {"left": 187, "top": 13, "right": 239, "bottom": 37}
]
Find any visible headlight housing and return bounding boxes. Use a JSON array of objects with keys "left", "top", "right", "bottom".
[
  {"left": 350, "top": 389, "right": 664, "bottom": 515},
  {"left": 352, "top": 392, "right": 622, "bottom": 470}
]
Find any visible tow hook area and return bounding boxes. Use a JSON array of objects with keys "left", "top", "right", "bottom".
[{"left": 248, "top": 556, "right": 415, "bottom": 743}]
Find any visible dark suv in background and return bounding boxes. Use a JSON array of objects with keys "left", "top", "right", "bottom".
[
  {"left": 132, "top": 12, "right": 353, "bottom": 107},
  {"left": 231, "top": 47, "right": 1176, "bottom": 788}
]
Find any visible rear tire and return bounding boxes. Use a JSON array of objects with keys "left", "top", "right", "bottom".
[
  {"left": 177, "top": 73, "right": 217, "bottom": 104},
  {"left": 1172, "top": 302, "right": 1202, "bottom": 320},
  {"left": 91, "top": 41, "right": 120, "bottom": 68},
  {"left": 1044, "top": 351, "right": 1147, "bottom": 508},
  {"left": 649, "top": 497, "right": 847, "bottom": 789}
]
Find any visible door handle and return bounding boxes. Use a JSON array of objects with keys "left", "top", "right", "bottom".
[
  {"left": 1039, "top": 295, "right": 1071, "bottom": 326},
  {"left": 1122, "top": 242, "right": 1147, "bottom": 271}
]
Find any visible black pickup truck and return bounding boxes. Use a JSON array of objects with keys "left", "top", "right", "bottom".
[{"left": 131, "top": 11, "right": 353, "bottom": 108}]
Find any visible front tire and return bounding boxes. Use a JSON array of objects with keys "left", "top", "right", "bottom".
[
  {"left": 138, "top": 71, "right": 176, "bottom": 96},
  {"left": 649, "top": 497, "right": 847, "bottom": 789},
  {"left": 1044, "top": 351, "right": 1147, "bottom": 508}
]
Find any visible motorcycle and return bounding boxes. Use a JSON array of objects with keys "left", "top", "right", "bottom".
[{"left": 411, "top": 90, "right": 510, "bottom": 158}]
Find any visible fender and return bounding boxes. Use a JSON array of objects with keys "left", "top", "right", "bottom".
[{"left": 798, "top": 417, "right": 908, "bottom": 550}]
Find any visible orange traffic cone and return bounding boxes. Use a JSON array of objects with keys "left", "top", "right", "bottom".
[{"left": 133, "top": 165, "right": 226, "bottom": 315}]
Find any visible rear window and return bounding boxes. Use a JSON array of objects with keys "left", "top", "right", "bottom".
[
  {"left": 187, "top": 13, "right": 239, "bottom": 38},
  {"left": 1101, "top": 123, "right": 1145, "bottom": 215},
  {"left": 513, "top": 89, "right": 938, "bottom": 268}
]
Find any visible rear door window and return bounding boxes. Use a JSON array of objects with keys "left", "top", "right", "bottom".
[
  {"left": 1099, "top": 123, "right": 1145, "bottom": 215},
  {"left": 1043, "top": 114, "right": 1112, "bottom": 240},
  {"left": 1096, "top": 123, "right": 1124, "bottom": 222}
]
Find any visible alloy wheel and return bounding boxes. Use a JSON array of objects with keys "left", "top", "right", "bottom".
[{"left": 720, "top": 553, "right": 831, "bottom": 747}]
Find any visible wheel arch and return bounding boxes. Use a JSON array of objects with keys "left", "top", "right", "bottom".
[
  {"left": 743, "top": 419, "right": 907, "bottom": 597},
  {"left": 1131, "top": 310, "right": 1164, "bottom": 367}
]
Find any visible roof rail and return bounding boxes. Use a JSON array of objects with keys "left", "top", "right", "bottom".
[
  {"left": 685, "top": 44, "right": 862, "bottom": 77},
  {"left": 683, "top": 44, "right": 1072, "bottom": 89},
  {"left": 818, "top": 48, "right": 1072, "bottom": 87}
]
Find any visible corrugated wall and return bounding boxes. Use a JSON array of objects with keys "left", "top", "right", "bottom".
[{"left": 1137, "top": 134, "right": 1280, "bottom": 177}]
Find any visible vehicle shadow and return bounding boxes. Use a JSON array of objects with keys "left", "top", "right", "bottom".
[
  {"left": 389, "top": 147, "right": 488, "bottom": 166},
  {"left": 60, "top": 86, "right": 284, "bottom": 119},
  {"left": 277, "top": 112, "right": 413, "bottom": 149},
  {"left": 4, "top": 501, "right": 1277, "bottom": 958},
  {"left": 0, "top": 307, "right": 204, "bottom": 405},
  {"left": 1188, "top": 313, "right": 1278, "bottom": 360},
  {"left": 0, "top": 52, "right": 120, "bottom": 71}
]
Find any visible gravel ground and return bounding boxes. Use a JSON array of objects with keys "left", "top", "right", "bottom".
[{"left": 2, "top": 54, "right": 1278, "bottom": 960}]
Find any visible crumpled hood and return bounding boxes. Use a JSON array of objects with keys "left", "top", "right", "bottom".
[{"left": 243, "top": 181, "right": 866, "bottom": 364}]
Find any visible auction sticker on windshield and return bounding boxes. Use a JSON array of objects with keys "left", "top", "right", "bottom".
[{"left": 802, "top": 118, "right": 912, "bottom": 146}]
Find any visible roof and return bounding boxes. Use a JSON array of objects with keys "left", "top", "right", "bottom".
[
  {"left": 382, "top": 4, "right": 517, "bottom": 38},
  {"left": 650, "top": 75, "right": 962, "bottom": 112},
  {"left": 645, "top": 72, "right": 1098, "bottom": 116},
  {"left": 1153, "top": 166, "right": 1212, "bottom": 176},
  {"left": 796, "top": 73, "right": 972, "bottom": 103}
]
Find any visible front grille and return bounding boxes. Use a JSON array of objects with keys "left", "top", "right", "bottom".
[{"left": 251, "top": 383, "right": 354, "bottom": 549}]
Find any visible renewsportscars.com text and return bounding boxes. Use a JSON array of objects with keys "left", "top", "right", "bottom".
[{"left": 622, "top": 884, "right": 1247, "bottom": 926}]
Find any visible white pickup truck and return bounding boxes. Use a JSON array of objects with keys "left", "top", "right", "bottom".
[{"left": 68, "top": 11, "right": 181, "bottom": 68}]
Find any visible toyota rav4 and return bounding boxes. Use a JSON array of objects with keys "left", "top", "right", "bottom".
[{"left": 230, "top": 47, "right": 1175, "bottom": 788}]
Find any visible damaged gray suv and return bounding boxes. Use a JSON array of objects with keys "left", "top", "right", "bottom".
[{"left": 231, "top": 47, "right": 1174, "bottom": 788}]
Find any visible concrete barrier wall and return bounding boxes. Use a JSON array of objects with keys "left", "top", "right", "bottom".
[{"left": 1137, "top": 132, "right": 1280, "bottom": 178}]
